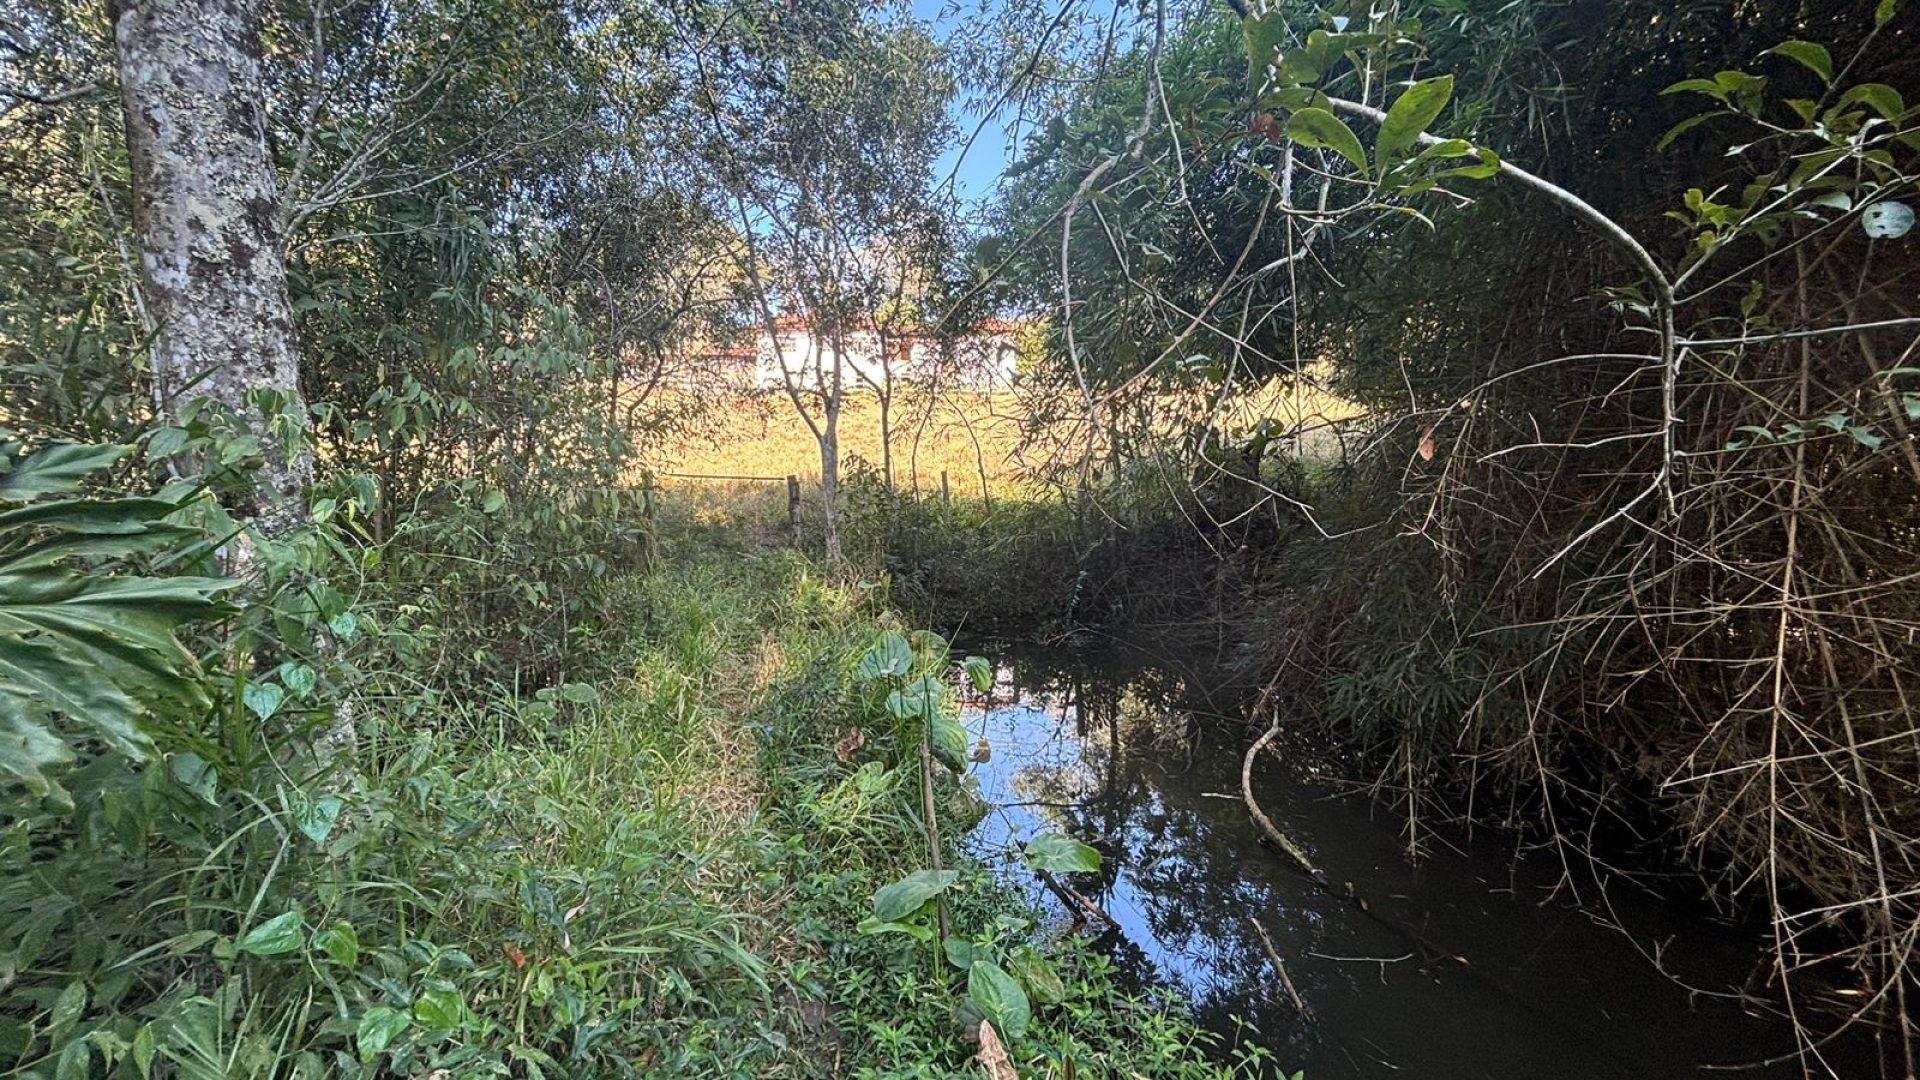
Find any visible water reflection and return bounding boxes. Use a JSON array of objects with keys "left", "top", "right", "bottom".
[{"left": 959, "top": 648, "right": 1876, "bottom": 1079}]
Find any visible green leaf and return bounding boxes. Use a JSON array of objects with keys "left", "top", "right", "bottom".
[
  {"left": 1848, "top": 426, "right": 1887, "bottom": 449},
  {"left": 1663, "top": 77, "right": 1729, "bottom": 102},
  {"left": 1284, "top": 108, "right": 1368, "bottom": 176},
  {"left": 292, "top": 792, "right": 343, "bottom": 845},
  {"left": 132, "top": 1025, "right": 155, "bottom": 1079},
  {"left": 872, "top": 869, "right": 959, "bottom": 922},
  {"left": 0, "top": 442, "right": 128, "bottom": 502},
  {"left": 412, "top": 988, "right": 464, "bottom": 1030},
  {"left": 0, "top": 705, "right": 76, "bottom": 801},
  {"left": 1023, "top": 831, "right": 1101, "bottom": 873},
  {"left": 856, "top": 632, "right": 912, "bottom": 681},
  {"left": 856, "top": 916, "right": 933, "bottom": 941},
  {"left": 960, "top": 655, "right": 993, "bottom": 693},
  {"left": 1376, "top": 75, "right": 1454, "bottom": 163},
  {"left": 1007, "top": 945, "right": 1067, "bottom": 1006},
  {"left": 968, "top": 960, "right": 1031, "bottom": 1039},
  {"left": 1282, "top": 107, "right": 1374, "bottom": 174},
  {"left": 1763, "top": 40, "right": 1832, "bottom": 85},
  {"left": 328, "top": 611, "right": 359, "bottom": 639},
  {"left": 277, "top": 662, "right": 317, "bottom": 698},
  {"left": 481, "top": 489, "right": 506, "bottom": 514},
  {"left": 1656, "top": 112, "right": 1718, "bottom": 151},
  {"left": 1876, "top": 0, "right": 1901, "bottom": 29},
  {"left": 313, "top": 921, "right": 359, "bottom": 967},
  {"left": 886, "top": 675, "right": 943, "bottom": 722},
  {"left": 355, "top": 1006, "right": 410, "bottom": 1061},
  {"left": 243, "top": 681, "right": 285, "bottom": 720},
  {"left": 558, "top": 681, "right": 599, "bottom": 704},
  {"left": 1836, "top": 83, "right": 1905, "bottom": 120},
  {"left": 169, "top": 751, "right": 218, "bottom": 804},
  {"left": 1241, "top": 8, "right": 1288, "bottom": 91},
  {"left": 0, "top": 519, "right": 233, "bottom": 799},
  {"left": 930, "top": 712, "right": 969, "bottom": 773},
  {"left": 236, "top": 911, "right": 305, "bottom": 956},
  {"left": 943, "top": 936, "right": 981, "bottom": 970}
]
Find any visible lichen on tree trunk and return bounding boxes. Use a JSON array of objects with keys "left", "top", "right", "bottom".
[{"left": 113, "top": 0, "right": 312, "bottom": 538}]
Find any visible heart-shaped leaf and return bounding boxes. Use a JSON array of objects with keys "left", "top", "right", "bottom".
[
  {"left": 236, "top": 911, "right": 304, "bottom": 956},
  {"left": 242, "top": 682, "right": 284, "bottom": 720},
  {"left": 355, "top": 1006, "right": 410, "bottom": 1061},
  {"left": 277, "top": 663, "right": 317, "bottom": 698},
  {"left": 856, "top": 632, "right": 913, "bottom": 681},
  {"left": 292, "top": 793, "right": 344, "bottom": 845}
]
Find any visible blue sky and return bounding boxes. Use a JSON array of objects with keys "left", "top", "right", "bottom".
[{"left": 914, "top": 0, "right": 1017, "bottom": 207}]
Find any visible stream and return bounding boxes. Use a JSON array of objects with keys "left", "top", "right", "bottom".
[{"left": 958, "top": 646, "right": 1878, "bottom": 1079}]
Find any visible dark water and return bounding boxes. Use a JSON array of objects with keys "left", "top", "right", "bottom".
[{"left": 958, "top": 647, "right": 1878, "bottom": 1080}]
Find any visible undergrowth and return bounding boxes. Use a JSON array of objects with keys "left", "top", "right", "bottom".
[{"left": 1, "top": 490, "right": 1259, "bottom": 1078}]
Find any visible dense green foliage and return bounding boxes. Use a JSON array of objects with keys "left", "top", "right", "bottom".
[{"left": 976, "top": 0, "right": 1920, "bottom": 1056}]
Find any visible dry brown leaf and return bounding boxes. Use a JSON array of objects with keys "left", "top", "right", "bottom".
[
  {"left": 1417, "top": 427, "right": 1437, "bottom": 461},
  {"left": 976, "top": 1019, "right": 1018, "bottom": 1080},
  {"left": 833, "top": 726, "right": 865, "bottom": 762}
]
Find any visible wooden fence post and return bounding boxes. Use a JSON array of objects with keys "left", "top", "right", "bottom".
[{"left": 787, "top": 474, "right": 802, "bottom": 546}]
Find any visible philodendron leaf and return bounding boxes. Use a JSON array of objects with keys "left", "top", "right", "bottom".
[
  {"left": 886, "top": 676, "right": 943, "bottom": 721},
  {"left": 960, "top": 655, "right": 993, "bottom": 693},
  {"left": 872, "top": 869, "right": 960, "bottom": 922},
  {"left": 1023, "top": 831, "right": 1101, "bottom": 874},
  {"left": 1284, "top": 108, "right": 1368, "bottom": 176},
  {"left": 968, "top": 960, "right": 1032, "bottom": 1039},
  {"left": 1376, "top": 75, "right": 1454, "bottom": 164},
  {"left": 277, "top": 663, "right": 316, "bottom": 698},
  {"left": 235, "top": 911, "right": 305, "bottom": 956},
  {"left": 931, "top": 712, "right": 970, "bottom": 773},
  {"left": 856, "top": 632, "right": 913, "bottom": 681}
]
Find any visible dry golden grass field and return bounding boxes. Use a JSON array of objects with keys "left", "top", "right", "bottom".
[
  {"left": 643, "top": 390, "right": 1030, "bottom": 496},
  {"left": 638, "top": 376, "right": 1365, "bottom": 499}
]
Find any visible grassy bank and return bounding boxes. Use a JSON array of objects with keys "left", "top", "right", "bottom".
[{"left": 2, "top": 499, "right": 1262, "bottom": 1078}]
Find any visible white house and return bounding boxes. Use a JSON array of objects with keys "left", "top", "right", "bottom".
[{"left": 692, "top": 317, "right": 1022, "bottom": 392}]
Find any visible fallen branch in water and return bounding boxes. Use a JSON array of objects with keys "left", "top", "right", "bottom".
[
  {"left": 1038, "top": 868, "right": 1118, "bottom": 929},
  {"left": 1249, "top": 915, "right": 1314, "bottom": 1021},
  {"left": 1241, "top": 721, "right": 1328, "bottom": 885}
]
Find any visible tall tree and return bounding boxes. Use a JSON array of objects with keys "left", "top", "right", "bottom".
[
  {"left": 112, "top": 0, "right": 311, "bottom": 537},
  {"left": 674, "top": 0, "right": 953, "bottom": 562}
]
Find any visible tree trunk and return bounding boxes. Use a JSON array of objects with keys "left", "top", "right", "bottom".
[{"left": 113, "top": 0, "right": 312, "bottom": 538}]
